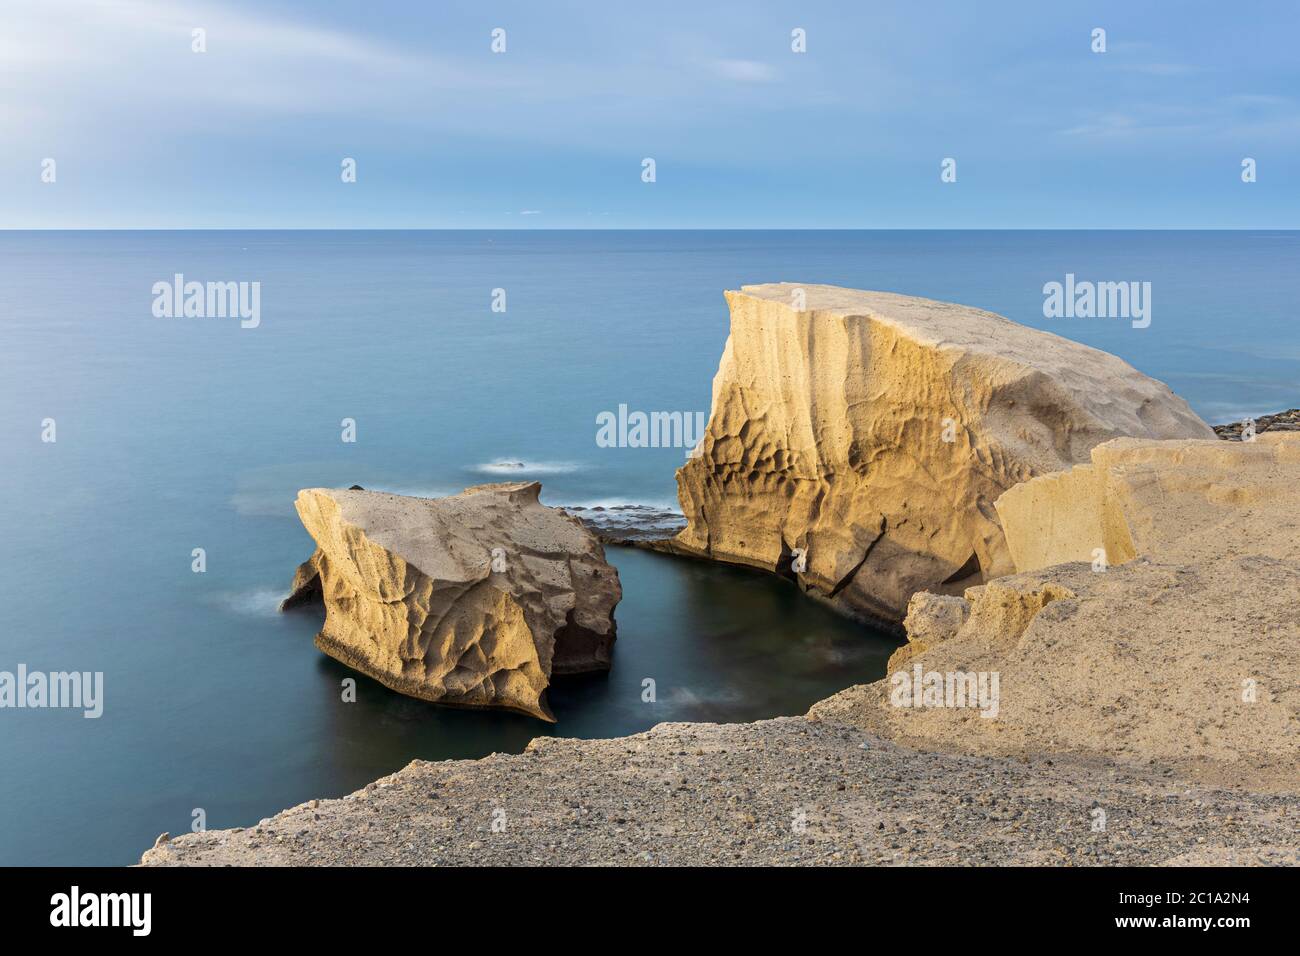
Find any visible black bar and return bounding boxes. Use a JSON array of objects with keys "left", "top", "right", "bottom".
[{"left": 0, "top": 865, "right": 1285, "bottom": 941}]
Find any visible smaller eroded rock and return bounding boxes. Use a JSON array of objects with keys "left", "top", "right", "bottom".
[{"left": 282, "top": 482, "right": 621, "bottom": 721}]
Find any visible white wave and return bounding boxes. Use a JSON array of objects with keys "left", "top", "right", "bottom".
[
  {"left": 212, "top": 588, "right": 287, "bottom": 616},
  {"left": 472, "top": 459, "right": 583, "bottom": 476},
  {"left": 663, "top": 685, "right": 746, "bottom": 710}
]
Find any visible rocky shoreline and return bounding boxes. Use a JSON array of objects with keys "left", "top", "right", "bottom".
[
  {"left": 1212, "top": 407, "right": 1300, "bottom": 440},
  {"left": 141, "top": 285, "right": 1299, "bottom": 866}
]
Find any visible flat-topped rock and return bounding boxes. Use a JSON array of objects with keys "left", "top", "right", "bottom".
[
  {"left": 283, "top": 482, "right": 621, "bottom": 721},
  {"left": 995, "top": 432, "right": 1300, "bottom": 572},
  {"left": 671, "top": 284, "right": 1214, "bottom": 624}
]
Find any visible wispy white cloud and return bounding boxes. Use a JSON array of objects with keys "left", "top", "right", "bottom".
[
  {"left": 0, "top": 0, "right": 843, "bottom": 159},
  {"left": 2, "top": 1, "right": 1297, "bottom": 227},
  {"left": 0, "top": 0, "right": 520, "bottom": 137},
  {"left": 709, "top": 59, "right": 777, "bottom": 83},
  {"left": 1058, "top": 95, "right": 1300, "bottom": 142},
  {"left": 1059, "top": 112, "right": 1145, "bottom": 137}
]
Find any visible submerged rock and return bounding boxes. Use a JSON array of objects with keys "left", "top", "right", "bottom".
[
  {"left": 996, "top": 432, "right": 1300, "bottom": 572},
  {"left": 282, "top": 482, "right": 621, "bottom": 721},
  {"left": 671, "top": 284, "right": 1213, "bottom": 624},
  {"left": 562, "top": 503, "right": 688, "bottom": 544}
]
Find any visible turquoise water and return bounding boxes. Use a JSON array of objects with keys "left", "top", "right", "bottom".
[{"left": 1, "top": 230, "right": 1297, "bottom": 865}]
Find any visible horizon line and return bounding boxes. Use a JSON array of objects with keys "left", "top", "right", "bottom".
[{"left": 3, "top": 226, "right": 1298, "bottom": 233}]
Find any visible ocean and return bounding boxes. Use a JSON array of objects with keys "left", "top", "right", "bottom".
[{"left": 1, "top": 229, "right": 1296, "bottom": 865}]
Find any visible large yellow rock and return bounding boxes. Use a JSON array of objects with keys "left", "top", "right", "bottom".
[
  {"left": 995, "top": 432, "right": 1300, "bottom": 572},
  {"left": 283, "top": 482, "right": 621, "bottom": 721},
  {"left": 671, "top": 284, "right": 1213, "bottom": 624}
]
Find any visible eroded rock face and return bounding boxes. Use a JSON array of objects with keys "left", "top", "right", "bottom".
[
  {"left": 282, "top": 482, "right": 621, "bottom": 721},
  {"left": 995, "top": 432, "right": 1300, "bottom": 572},
  {"left": 671, "top": 284, "right": 1213, "bottom": 624}
]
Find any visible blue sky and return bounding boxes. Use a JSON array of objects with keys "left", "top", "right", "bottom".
[{"left": 3, "top": 0, "right": 1298, "bottom": 228}]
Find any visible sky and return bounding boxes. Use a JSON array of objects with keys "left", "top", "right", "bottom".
[{"left": 2, "top": 0, "right": 1298, "bottom": 229}]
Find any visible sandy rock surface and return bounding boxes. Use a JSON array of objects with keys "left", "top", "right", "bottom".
[
  {"left": 284, "top": 482, "right": 621, "bottom": 721},
  {"left": 140, "top": 718, "right": 1296, "bottom": 867},
  {"left": 670, "top": 284, "right": 1212, "bottom": 625}
]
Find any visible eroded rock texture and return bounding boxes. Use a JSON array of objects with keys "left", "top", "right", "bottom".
[
  {"left": 995, "top": 432, "right": 1300, "bottom": 572},
  {"left": 282, "top": 482, "right": 621, "bottom": 721},
  {"left": 671, "top": 284, "right": 1214, "bottom": 624}
]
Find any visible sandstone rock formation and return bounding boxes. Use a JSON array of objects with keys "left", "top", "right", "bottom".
[
  {"left": 282, "top": 482, "right": 621, "bottom": 721},
  {"left": 995, "top": 432, "right": 1300, "bottom": 573},
  {"left": 670, "top": 284, "right": 1214, "bottom": 624}
]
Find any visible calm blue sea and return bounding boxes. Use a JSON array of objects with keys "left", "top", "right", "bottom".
[{"left": 1, "top": 230, "right": 1296, "bottom": 865}]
